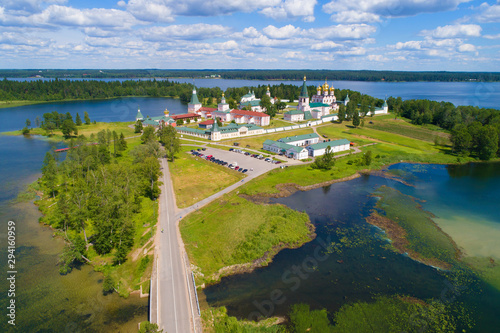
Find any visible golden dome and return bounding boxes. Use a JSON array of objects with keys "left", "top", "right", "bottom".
[
  {"left": 222, "top": 92, "right": 225, "bottom": 97},
  {"left": 322, "top": 80, "right": 329, "bottom": 91},
  {"left": 317, "top": 85, "right": 322, "bottom": 91},
  {"left": 330, "top": 86, "right": 334, "bottom": 92},
  {"left": 164, "top": 108, "right": 169, "bottom": 115}
]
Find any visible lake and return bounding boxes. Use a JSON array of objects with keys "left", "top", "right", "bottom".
[
  {"left": 203, "top": 163, "right": 500, "bottom": 332},
  {"left": 0, "top": 80, "right": 499, "bottom": 331},
  {"left": 7, "top": 77, "right": 500, "bottom": 109}
]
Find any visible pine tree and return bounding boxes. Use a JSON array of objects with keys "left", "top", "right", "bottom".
[
  {"left": 84, "top": 111, "right": 91, "bottom": 125},
  {"left": 134, "top": 120, "right": 143, "bottom": 133},
  {"left": 352, "top": 110, "right": 360, "bottom": 128},
  {"left": 75, "top": 113, "right": 82, "bottom": 126},
  {"left": 119, "top": 132, "right": 127, "bottom": 151}
]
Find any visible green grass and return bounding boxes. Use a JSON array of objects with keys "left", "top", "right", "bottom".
[
  {"left": 264, "top": 119, "right": 294, "bottom": 128},
  {"left": 365, "top": 118, "right": 451, "bottom": 143},
  {"left": 180, "top": 194, "right": 312, "bottom": 284},
  {"left": 3, "top": 121, "right": 136, "bottom": 141},
  {"left": 315, "top": 123, "right": 373, "bottom": 146},
  {"left": 169, "top": 146, "right": 244, "bottom": 208}
]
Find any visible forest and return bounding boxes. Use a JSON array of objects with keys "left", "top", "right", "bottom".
[
  {"left": 387, "top": 97, "right": 500, "bottom": 159},
  {"left": 36, "top": 118, "right": 180, "bottom": 288},
  {"left": 2, "top": 69, "right": 500, "bottom": 82}
]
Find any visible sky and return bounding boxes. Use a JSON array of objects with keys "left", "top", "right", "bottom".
[{"left": 0, "top": 0, "right": 499, "bottom": 71}]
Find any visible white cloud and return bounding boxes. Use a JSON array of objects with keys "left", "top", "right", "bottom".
[
  {"left": 395, "top": 40, "right": 422, "bottom": 50},
  {"left": 260, "top": 0, "right": 317, "bottom": 21},
  {"left": 367, "top": 54, "right": 388, "bottom": 61},
  {"left": 282, "top": 51, "right": 305, "bottom": 59},
  {"left": 323, "top": 0, "right": 471, "bottom": 18},
  {"left": 310, "top": 41, "right": 342, "bottom": 50},
  {"left": 336, "top": 46, "right": 366, "bottom": 55},
  {"left": 0, "top": 31, "right": 50, "bottom": 46},
  {"left": 484, "top": 33, "right": 500, "bottom": 39},
  {"left": 458, "top": 43, "right": 476, "bottom": 52},
  {"left": 140, "top": 24, "right": 231, "bottom": 41},
  {"left": 422, "top": 24, "right": 482, "bottom": 38},
  {"left": 122, "top": 0, "right": 280, "bottom": 22},
  {"left": 307, "top": 24, "right": 376, "bottom": 40},
  {"left": 242, "top": 27, "right": 260, "bottom": 38},
  {"left": 476, "top": 2, "right": 500, "bottom": 23},
  {"left": 0, "top": 5, "right": 141, "bottom": 29},
  {"left": 329, "top": 10, "right": 381, "bottom": 23},
  {"left": 1, "top": 0, "right": 67, "bottom": 15},
  {"left": 262, "top": 25, "right": 302, "bottom": 39}
]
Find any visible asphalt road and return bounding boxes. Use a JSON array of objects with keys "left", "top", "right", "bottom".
[{"left": 152, "top": 158, "right": 195, "bottom": 333}]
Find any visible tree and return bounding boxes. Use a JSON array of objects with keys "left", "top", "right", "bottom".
[
  {"left": 352, "top": 110, "right": 360, "bottom": 128},
  {"left": 84, "top": 111, "right": 91, "bottom": 125},
  {"left": 176, "top": 118, "right": 184, "bottom": 126},
  {"left": 35, "top": 116, "right": 41, "bottom": 128},
  {"left": 451, "top": 124, "right": 472, "bottom": 156},
  {"left": 370, "top": 104, "right": 376, "bottom": 117},
  {"left": 75, "top": 112, "right": 82, "bottom": 126},
  {"left": 141, "top": 126, "right": 156, "bottom": 144},
  {"left": 312, "top": 146, "right": 335, "bottom": 170},
  {"left": 42, "top": 151, "right": 58, "bottom": 198},
  {"left": 276, "top": 100, "right": 287, "bottom": 112},
  {"left": 25, "top": 118, "right": 31, "bottom": 128},
  {"left": 363, "top": 150, "right": 372, "bottom": 166},
  {"left": 61, "top": 119, "right": 78, "bottom": 138},
  {"left": 260, "top": 94, "right": 272, "bottom": 112},
  {"left": 478, "top": 125, "right": 499, "bottom": 160},
  {"left": 113, "top": 131, "right": 118, "bottom": 157},
  {"left": 118, "top": 132, "right": 127, "bottom": 152},
  {"left": 338, "top": 104, "right": 346, "bottom": 123},
  {"left": 134, "top": 120, "right": 143, "bottom": 133},
  {"left": 158, "top": 125, "right": 180, "bottom": 161},
  {"left": 138, "top": 322, "right": 163, "bottom": 333},
  {"left": 216, "top": 117, "right": 222, "bottom": 127},
  {"left": 266, "top": 105, "right": 277, "bottom": 119}
]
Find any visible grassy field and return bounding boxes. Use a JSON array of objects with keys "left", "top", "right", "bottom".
[
  {"left": 0, "top": 100, "right": 44, "bottom": 109},
  {"left": 219, "top": 128, "right": 314, "bottom": 150},
  {"left": 3, "top": 121, "right": 137, "bottom": 141},
  {"left": 264, "top": 118, "right": 294, "bottom": 128},
  {"left": 365, "top": 118, "right": 451, "bottom": 143},
  {"left": 180, "top": 193, "right": 312, "bottom": 284},
  {"left": 169, "top": 146, "right": 245, "bottom": 208}
]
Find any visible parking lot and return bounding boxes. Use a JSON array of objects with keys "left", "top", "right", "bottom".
[{"left": 188, "top": 146, "right": 282, "bottom": 177}]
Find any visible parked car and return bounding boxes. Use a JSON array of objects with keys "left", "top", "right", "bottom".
[
  {"left": 242, "top": 169, "right": 248, "bottom": 173},
  {"left": 202, "top": 148, "right": 206, "bottom": 151},
  {"left": 235, "top": 166, "right": 240, "bottom": 170},
  {"left": 244, "top": 152, "right": 250, "bottom": 156},
  {"left": 229, "top": 148, "right": 234, "bottom": 151}
]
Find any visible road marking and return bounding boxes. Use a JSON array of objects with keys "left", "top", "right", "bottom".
[{"left": 165, "top": 160, "right": 178, "bottom": 333}]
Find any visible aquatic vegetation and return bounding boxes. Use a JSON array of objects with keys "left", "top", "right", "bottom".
[{"left": 369, "top": 186, "right": 460, "bottom": 268}]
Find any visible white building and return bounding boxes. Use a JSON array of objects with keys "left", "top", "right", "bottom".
[
  {"left": 306, "top": 139, "right": 351, "bottom": 157},
  {"left": 263, "top": 139, "right": 309, "bottom": 160},
  {"left": 278, "top": 133, "right": 320, "bottom": 146}
]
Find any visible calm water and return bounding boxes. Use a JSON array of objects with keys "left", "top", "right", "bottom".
[
  {"left": 203, "top": 163, "right": 500, "bottom": 331},
  {"left": 7, "top": 77, "right": 500, "bottom": 109}
]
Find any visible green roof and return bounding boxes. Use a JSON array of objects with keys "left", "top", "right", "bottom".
[
  {"left": 382, "top": 100, "right": 388, "bottom": 107},
  {"left": 242, "top": 91, "right": 254, "bottom": 98},
  {"left": 321, "top": 113, "right": 337, "bottom": 119},
  {"left": 309, "top": 102, "right": 330, "bottom": 107},
  {"left": 136, "top": 109, "right": 144, "bottom": 119},
  {"left": 299, "top": 78, "right": 308, "bottom": 98},
  {"left": 308, "top": 139, "right": 351, "bottom": 151},
  {"left": 189, "top": 89, "right": 200, "bottom": 105},
  {"left": 179, "top": 127, "right": 209, "bottom": 135},
  {"left": 263, "top": 139, "right": 304, "bottom": 153},
  {"left": 284, "top": 109, "right": 303, "bottom": 115},
  {"left": 241, "top": 100, "right": 261, "bottom": 106},
  {"left": 303, "top": 111, "right": 312, "bottom": 120},
  {"left": 278, "top": 133, "right": 319, "bottom": 143}
]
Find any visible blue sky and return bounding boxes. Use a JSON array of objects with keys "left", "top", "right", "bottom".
[{"left": 0, "top": 0, "right": 499, "bottom": 70}]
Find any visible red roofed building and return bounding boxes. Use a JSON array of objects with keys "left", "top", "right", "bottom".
[
  {"left": 170, "top": 113, "right": 201, "bottom": 124},
  {"left": 199, "top": 119, "right": 214, "bottom": 129},
  {"left": 230, "top": 109, "right": 270, "bottom": 126},
  {"left": 196, "top": 107, "right": 216, "bottom": 118}
]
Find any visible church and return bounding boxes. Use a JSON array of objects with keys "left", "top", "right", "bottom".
[{"left": 285, "top": 76, "right": 339, "bottom": 122}]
